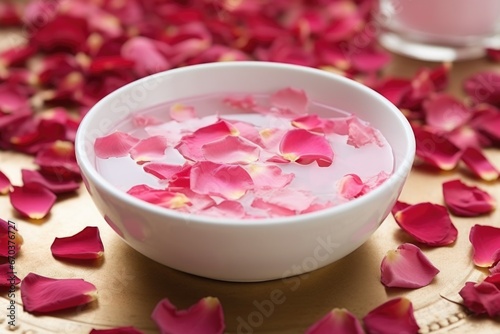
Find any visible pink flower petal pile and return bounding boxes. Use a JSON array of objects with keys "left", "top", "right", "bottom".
[{"left": 51, "top": 226, "right": 104, "bottom": 260}]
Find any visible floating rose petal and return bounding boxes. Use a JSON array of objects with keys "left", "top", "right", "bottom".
[
  {"left": 143, "top": 163, "right": 184, "bottom": 180},
  {"left": 363, "top": 298, "right": 419, "bottom": 334},
  {"left": 423, "top": 94, "right": 470, "bottom": 132},
  {"left": 394, "top": 202, "right": 457, "bottom": 246},
  {"left": 254, "top": 188, "right": 316, "bottom": 212},
  {"left": 223, "top": 95, "right": 257, "bottom": 111},
  {"left": 305, "top": 308, "right": 364, "bottom": 334},
  {"left": 391, "top": 200, "right": 411, "bottom": 216},
  {"left": 469, "top": 225, "right": 500, "bottom": 267},
  {"left": 337, "top": 174, "right": 364, "bottom": 200},
  {"left": 269, "top": 87, "right": 308, "bottom": 115},
  {"left": 130, "top": 136, "right": 168, "bottom": 164},
  {"left": 0, "top": 170, "right": 11, "bottom": 194},
  {"left": 133, "top": 114, "right": 161, "bottom": 127},
  {"left": 151, "top": 297, "right": 225, "bottom": 334},
  {"left": 442, "top": 179, "right": 495, "bottom": 217},
  {"left": 190, "top": 162, "right": 253, "bottom": 200},
  {"left": 170, "top": 104, "right": 197, "bottom": 122},
  {"left": 90, "top": 327, "right": 145, "bottom": 334},
  {"left": 51, "top": 226, "right": 104, "bottom": 260},
  {"left": 21, "top": 169, "right": 80, "bottom": 194},
  {"left": 229, "top": 121, "right": 263, "bottom": 146},
  {"left": 414, "top": 126, "right": 461, "bottom": 171},
  {"left": 381, "top": 243, "right": 439, "bottom": 288},
  {"left": 279, "top": 129, "right": 333, "bottom": 167},
  {"left": 169, "top": 188, "right": 215, "bottom": 212},
  {"left": 202, "top": 136, "right": 260, "bottom": 164},
  {"left": 128, "top": 187, "right": 191, "bottom": 210},
  {"left": 202, "top": 200, "right": 245, "bottom": 218},
  {"left": 291, "top": 114, "right": 335, "bottom": 134},
  {"left": 244, "top": 164, "right": 294, "bottom": 190},
  {"left": 21, "top": 273, "right": 97, "bottom": 313},
  {"left": 0, "top": 218, "right": 22, "bottom": 257},
  {"left": 259, "top": 128, "right": 286, "bottom": 151},
  {"left": 0, "top": 263, "right": 20, "bottom": 287},
  {"left": 9, "top": 184, "right": 57, "bottom": 220},
  {"left": 459, "top": 273, "right": 500, "bottom": 317},
  {"left": 251, "top": 197, "right": 295, "bottom": 217},
  {"left": 346, "top": 116, "right": 382, "bottom": 148},
  {"left": 95, "top": 132, "right": 140, "bottom": 159},
  {"left": 460, "top": 147, "right": 499, "bottom": 181}
]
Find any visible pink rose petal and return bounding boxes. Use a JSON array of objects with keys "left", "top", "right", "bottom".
[
  {"left": 442, "top": 179, "right": 495, "bottom": 217},
  {"left": 394, "top": 202, "right": 457, "bottom": 246},
  {"left": 291, "top": 114, "right": 335, "bottom": 134},
  {"left": 469, "top": 225, "right": 500, "bottom": 267},
  {"left": 0, "top": 263, "right": 20, "bottom": 287},
  {"left": 460, "top": 147, "right": 499, "bottom": 181},
  {"left": 121, "top": 36, "right": 171, "bottom": 77},
  {"left": 423, "top": 94, "right": 470, "bottom": 132},
  {"left": 280, "top": 129, "right": 333, "bottom": 167},
  {"left": 391, "top": 200, "right": 411, "bottom": 216},
  {"left": 95, "top": 131, "right": 141, "bottom": 159},
  {"left": 127, "top": 187, "right": 191, "bottom": 210},
  {"left": 464, "top": 71, "right": 500, "bottom": 107},
  {"left": 269, "top": 87, "right": 308, "bottom": 116},
  {"left": 34, "top": 140, "right": 80, "bottom": 181},
  {"left": 244, "top": 164, "right": 294, "bottom": 190},
  {"left": 151, "top": 297, "right": 225, "bottom": 334},
  {"left": 253, "top": 188, "right": 316, "bottom": 212},
  {"left": 414, "top": 126, "right": 461, "bottom": 171},
  {"left": 305, "top": 308, "right": 364, "bottom": 334},
  {"left": 170, "top": 103, "right": 197, "bottom": 122},
  {"left": 130, "top": 136, "right": 168, "bottom": 164},
  {"left": 21, "top": 273, "right": 97, "bottom": 313},
  {"left": 90, "top": 327, "right": 144, "bottom": 334},
  {"left": 459, "top": 273, "right": 500, "bottom": 317},
  {"left": 202, "top": 200, "right": 245, "bottom": 218},
  {"left": 9, "top": 184, "right": 57, "bottom": 220},
  {"left": 337, "top": 174, "right": 364, "bottom": 200},
  {"left": 251, "top": 197, "right": 296, "bottom": 217},
  {"left": 490, "top": 262, "right": 500, "bottom": 274},
  {"left": 202, "top": 136, "right": 260, "bottom": 164},
  {"left": 190, "top": 161, "right": 254, "bottom": 200},
  {"left": 51, "top": 226, "right": 104, "bottom": 260},
  {"left": 0, "top": 218, "right": 23, "bottom": 257},
  {"left": 0, "top": 169, "right": 11, "bottom": 194},
  {"left": 21, "top": 169, "right": 80, "bottom": 194},
  {"left": 143, "top": 163, "right": 184, "bottom": 180},
  {"left": 363, "top": 298, "right": 419, "bottom": 334},
  {"left": 381, "top": 243, "right": 440, "bottom": 288},
  {"left": 346, "top": 116, "right": 382, "bottom": 148}
]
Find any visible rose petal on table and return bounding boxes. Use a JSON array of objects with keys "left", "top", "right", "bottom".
[
  {"left": 305, "top": 308, "right": 364, "bottom": 334},
  {"left": 95, "top": 131, "right": 140, "bottom": 159},
  {"left": 363, "top": 298, "right": 419, "bottom": 334},
  {"left": 413, "top": 126, "right": 461, "bottom": 171},
  {"left": 190, "top": 161, "right": 253, "bottom": 200},
  {"left": 244, "top": 164, "right": 294, "bottom": 190},
  {"left": 130, "top": 136, "right": 168, "bottom": 164},
  {"left": 374, "top": 78, "right": 412, "bottom": 107},
  {"left": 394, "top": 202, "right": 457, "bottom": 246},
  {"left": 21, "top": 169, "right": 80, "bottom": 194},
  {"left": 459, "top": 273, "right": 500, "bottom": 317},
  {"left": 169, "top": 103, "right": 197, "bottom": 122},
  {"left": 473, "top": 111, "right": 500, "bottom": 143},
  {"left": 202, "top": 136, "right": 260, "bottom": 164},
  {"left": 486, "top": 48, "right": 500, "bottom": 62},
  {"left": 460, "top": 147, "right": 499, "bottom": 181},
  {"left": 446, "top": 125, "right": 488, "bottom": 150},
  {"left": 121, "top": 36, "right": 171, "bottom": 77},
  {"left": 464, "top": 71, "right": 500, "bottom": 107},
  {"left": 269, "top": 87, "right": 308, "bottom": 116},
  {"left": 143, "top": 162, "right": 184, "bottom": 180},
  {"left": 279, "top": 129, "right": 333, "bottom": 167},
  {"left": 128, "top": 188, "right": 191, "bottom": 210},
  {"left": 31, "top": 15, "right": 89, "bottom": 53},
  {"left": 90, "top": 327, "right": 145, "bottom": 334},
  {"left": 0, "top": 169, "right": 11, "bottom": 194},
  {"left": 35, "top": 140, "right": 81, "bottom": 180},
  {"left": 202, "top": 200, "right": 245, "bottom": 218},
  {"left": 51, "top": 226, "right": 104, "bottom": 260},
  {"left": 0, "top": 45, "right": 36, "bottom": 68},
  {"left": 0, "top": 82, "right": 31, "bottom": 114},
  {"left": 20, "top": 273, "right": 97, "bottom": 313},
  {"left": 0, "top": 263, "right": 20, "bottom": 287},
  {"left": 88, "top": 56, "right": 135, "bottom": 75},
  {"left": 423, "top": 94, "right": 470, "bottom": 132},
  {"left": 151, "top": 297, "right": 225, "bottom": 334},
  {"left": 442, "top": 179, "right": 495, "bottom": 217},
  {"left": 469, "top": 225, "right": 500, "bottom": 267},
  {"left": 0, "top": 2, "right": 21, "bottom": 26},
  {"left": 346, "top": 116, "right": 382, "bottom": 148},
  {"left": 0, "top": 218, "right": 23, "bottom": 257},
  {"left": 337, "top": 174, "right": 364, "bottom": 200},
  {"left": 391, "top": 200, "right": 411, "bottom": 216},
  {"left": 9, "top": 184, "right": 56, "bottom": 220},
  {"left": 381, "top": 243, "right": 440, "bottom": 288},
  {"left": 351, "top": 47, "right": 391, "bottom": 73}
]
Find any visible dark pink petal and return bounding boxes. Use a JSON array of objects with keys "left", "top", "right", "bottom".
[
  {"left": 459, "top": 273, "right": 500, "bottom": 317},
  {"left": 460, "top": 147, "right": 499, "bottom": 181},
  {"left": 0, "top": 218, "right": 23, "bottom": 257},
  {"left": 346, "top": 116, "right": 382, "bottom": 148},
  {"left": 202, "top": 136, "right": 260, "bottom": 164},
  {"left": 270, "top": 87, "right": 308, "bottom": 115},
  {"left": 381, "top": 243, "right": 439, "bottom": 288},
  {"left": 464, "top": 71, "right": 500, "bottom": 107},
  {"left": 305, "top": 308, "right": 365, "bottom": 334},
  {"left": 95, "top": 132, "right": 140, "bottom": 159},
  {"left": 0, "top": 2, "right": 21, "bottom": 26},
  {"left": 21, "top": 169, "right": 80, "bottom": 194},
  {"left": 363, "top": 298, "right": 419, "bottom": 334},
  {"left": 442, "top": 179, "right": 495, "bottom": 217},
  {"left": 491, "top": 262, "right": 500, "bottom": 274},
  {"left": 202, "top": 200, "right": 245, "bottom": 218},
  {"left": 21, "top": 273, "right": 97, "bottom": 313},
  {"left": 88, "top": 56, "right": 135, "bottom": 75},
  {"left": 391, "top": 200, "right": 411, "bottom": 216},
  {"left": 351, "top": 47, "right": 391, "bottom": 73},
  {"left": 130, "top": 136, "right": 168, "bottom": 164},
  {"left": 244, "top": 164, "right": 294, "bottom": 190},
  {"left": 143, "top": 163, "right": 184, "bottom": 180},
  {"left": 151, "top": 297, "right": 225, "bottom": 334},
  {"left": 446, "top": 125, "right": 488, "bottom": 150},
  {"left": 291, "top": 115, "right": 335, "bottom": 134},
  {"left": 337, "top": 174, "right": 364, "bottom": 200},
  {"left": 280, "top": 129, "right": 333, "bottom": 167},
  {"left": 170, "top": 104, "right": 197, "bottom": 122},
  {"left": 0, "top": 263, "right": 20, "bottom": 287},
  {"left": 121, "top": 37, "right": 171, "bottom": 76},
  {"left": 0, "top": 169, "right": 11, "bottom": 194},
  {"left": 374, "top": 78, "right": 412, "bottom": 107},
  {"left": 394, "top": 203, "right": 457, "bottom": 246},
  {"left": 473, "top": 111, "right": 500, "bottom": 143},
  {"left": 90, "top": 327, "right": 144, "bottom": 334},
  {"left": 31, "top": 15, "right": 89, "bottom": 53},
  {"left": 9, "top": 184, "right": 57, "bottom": 220},
  {"left": 128, "top": 188, "right": 191, "bottom": 210},
  {"left": 486, "top": 48, "right": 500, "bottom": 62},
  {"left": 51, "top": 226, "right": 104, "bottom": 260},
  {"left": 0, "top": 82, "right": 30, "bottom": 114},
  {"left": 413, "top": 126, "right": 461, "bottom": 171},
  {"left": 469, "top": 225, "right": 500, "bottom": 267},
  {"left": 0, "top": 45, "right": 36, "bottom": 68},
  {"left": 423, "top": 94, "right": 471, "bottom": 132},
  {"left": 34, "top": 141, "right": 80, "bottom": 180},
  {"left": 190, "top": 162, "right": 254, "bottom": 200}
]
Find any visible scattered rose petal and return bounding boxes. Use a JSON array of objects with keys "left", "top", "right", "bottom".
[
  {"left": 170, "top": 104, "right": 197, "bottom": 122},
  {"left": 90, "top": 327, "right": 145, "bottom": 334},
  {"left": 151, "top": 297, "right": 225, "bottom": 334},
  {"left": 51, "top": 226, "right": 104, "bottom": 260},
  {"left": 21, "top": 272, "right": 97, "bottom": 313},
  {"left": 442, "top": 179, "right": 495, "bottom": 217},
  {"left": 279, "top": 129, "right": 333, "bottom": 167},
  {"left": 0, "top": 169, "right": 11, "bottom": 194},
  {"left": 0, "top": 263, "right": 20, "bottom": 287},
  {"left": 305, "top": 308, "right": 364, "bottom": 334},
  {"left": 9, "top": 184, "right": 57, "bottom": 219},
  {"left": 363, "top": 298, "right": 419, "bottom": 334},
  {"left": 121, "top": 36, "right": 171, "bottom": 76},
  {"left": 253, "top": 188, "right": 316, "bottom": 212},
  {"left": 269, "top": 87, "right": 308, "bottom": 115},
  {"left": 469, "top": 225, "right": 500, "bottom": 267},
  {"left": 460, "top": 147, "right": 499, "bottom": 181},
  {"left": 423, "top": 94, "right": 470, "bottom": 132},
  {"left": 0, "top": 218, "right": 23, "bottom": 257},
  {"left": 31, "top": 15, "right": 89, "bottom": 53},
  {"left": 464, "top": 71, "right": 500, "bottom": 107},
  {"left": 413, "top": 126, "right": 461, "bottom": 170},
  {"left": 202, "top": 136, "right": 260, "bottom": 164},
  {"left": 244, "top": 164, "right": 294, "bottom": 190},
  {"left": 394, "top": 202, "right": 457, "bottom": 246},
  {"left": 34, "top": 140, "right": 80, "bottom": 180},
  {"left": 381, "top": 243, "right": 440, "bottom": 288},
  {"left": 129, "top": 136, "right": 168, "bottom": 164},
  {"left": 94, "top": 131, "right": 140, "bottom": 159},
  {"left": 486, "top": 48, "right": 500, "bottom": 62},
  {"left": 21, "top": 169, "right": 80, "bottom": 194},
  {"left": 459, "top": 273, "right": 500, "bottom": 317},
  {"left": 391, "top": 200, "right": 411, "bottom": 216}
]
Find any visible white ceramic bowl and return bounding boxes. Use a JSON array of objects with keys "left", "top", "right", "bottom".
[{"left": 75, "top": 62, "right": 415, "bottom": 282}]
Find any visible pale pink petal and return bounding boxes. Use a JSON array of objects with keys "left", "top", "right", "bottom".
[
  {"left": 442, "top": 179, "right": 496, "bottom": 217},
  {"left": 21, "top": 169, "right": 80, "bottom": 194},
  {"left": 459, "top": 273, "right": 500, "bottom": 317},
  {"left": 362, "top": 171, "right": 390, "bottom": 192},
  {"left": 127, "top": 187, "right": 191, "bottom": 210},
  {"left": 270, "top": 87, "right": 308, "bottom": 115},
  {"left": 168, "top": 188, "right": 216, "bottom": 212},
  {"left": 259, "top": 128, "right": 286, "bottom": 151},
  {"left": 202, "top": 136, "right": 260, "bottom": 164},
  {"left": 280, "top": 129, "right": 333, "bottom": 167},
  {"left": 244, "top": 164, "right": 294, "bottom": 190},
  {"left": 251, "top": 198, "right": 295, "bottom": 217},
  {"left": 223, "top": 95, "right": 257, "bottom": 111},
  {"left": 291, "top": 115, "right": 335, "bottom": 134},
  {"left": 363, "top": 298, "right": 419, "bottom": 334},
  {"left": 423, "top": 94, "right": 471, "bottom": 132},
  {"left": 414, "top": 126, "right": 461, "bottom": 171},
  {"left": 190, "top": 162, "right": 253, "bottom": 200},
  {"left": 381, "top": 243, "right": 440, "bottom": 288},
  {"left": 95, "top": 131, "right": 140, "bottom": 159},
  {"left": 0, "top": 169, "right": 11, "bottom": 194},
  {"left": 90, "top": 327, "right": 144, "bottom": 334},
  {"left": 133, "top": 114, "right": 161, "bottom": 127},
  {"left": 301, "top": 202, "right": 335, "bottom": 214},
  {"left": 305, "top": 308, "right": 364, "bottom": 334},
  {"left": 346, "top": 116, "right": 383, "bottom": 148},
  {"left": 9, "top": 184, "right": 56, "bottom": 219},
  {"left": 460, "top": 147, "right": 499, "bottom": 181},
  {"left": 169, "top": 103, "right": 197, "bottom": 122},
  {"left": 337, "top": 174, "right": 364, "bottom": 200},
  {"left": 254, "top": 188, "right": 316, "bottom": 212},
  {"left": 151, "top": 297, "right": 225, "bottom": 334},
  {"left": 469, "top": 225, "right": 500, "bottom": 267},
  {"left": 143, "top": 163, "right": 184, "bottom": 180},
  {"left": 230, "top": 121, "right": 264, "bottom": 146},
  {"left": 129, "top": 136, "right": 168, "bottom": 164},
  {"left": 51, "top": 226, "right": 104, "bottom": 260},
  {"left": 202, "top": 200, "right": 245, "bottom": 218},
  {"left": 21, "top": 273, "right": 97, "bottom": 313}
]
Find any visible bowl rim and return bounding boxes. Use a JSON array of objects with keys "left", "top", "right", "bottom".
[{"left": 75, "top": 61, "right": 416, "bottom": 227}]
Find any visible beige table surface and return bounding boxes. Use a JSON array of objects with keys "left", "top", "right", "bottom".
[{"left": 1, "top": 27, "right": 500, "bottom": 333}]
